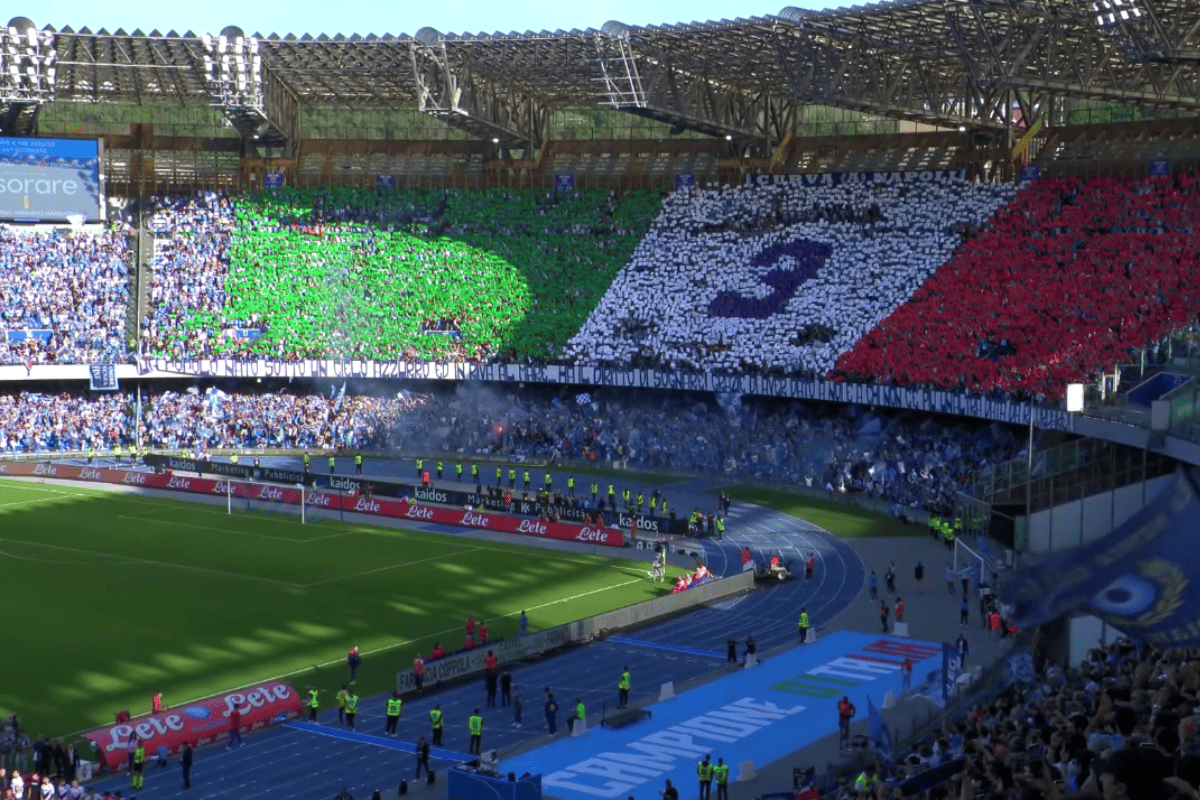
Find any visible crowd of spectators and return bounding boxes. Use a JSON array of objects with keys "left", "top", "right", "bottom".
[
  {"left": 857, "top": 639, "right": 1200, "bottom": 800},
  {"left": 565, "top": 175, "right": 1017, "bottom": 376},
  {"left": 6, "top": 172, "right": 1199, "bottom": 410},
  {"left": 0, "top": 382, "right": 1015, "bottom": 516},
  {"left": 387, "top": 385, "right": 1020, "bottom": 516},
  {"left": 140, "top": 187, "right": 661, "bottom": 363},
  {"left": 0, "top": 388, "right": 419, "bottom": 456},
  {"left": 142, "top": 192, "right": 237, "bottom": 359},
  {"left": 0, "top": 226, "right": 131, "bottom": 366},
  {"left": 835, "top": 173, "right": 1200, "bottom": 401}
]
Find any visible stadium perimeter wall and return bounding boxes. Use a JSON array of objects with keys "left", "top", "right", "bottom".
[{"left": 394, "top": 570, "right": 755, "bottom": 693}]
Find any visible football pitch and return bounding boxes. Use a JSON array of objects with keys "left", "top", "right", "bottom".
[{"left": 0, "top": 478, "right": 686, "bottom": 739}]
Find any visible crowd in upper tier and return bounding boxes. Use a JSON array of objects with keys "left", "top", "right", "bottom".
[
  {"left": 139, "top": 187, "right": 660, "bottom": 363},
  {"left": 1, "top": 173, "right": 1198, "bottom": 402},
  {"left": 0, "top": 226, "right": 131, "bottom": 366},
  {"left": 566, "top": 175, "right": 1018, "bottom": 377}
]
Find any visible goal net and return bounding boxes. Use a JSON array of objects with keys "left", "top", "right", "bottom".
[{"left": 224, "top": 478, "right": 344, "bottom": 525}]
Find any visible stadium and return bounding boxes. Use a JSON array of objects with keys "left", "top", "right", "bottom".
[{"left": 1, "top": 0, "right": 1199, "bottom": 798}]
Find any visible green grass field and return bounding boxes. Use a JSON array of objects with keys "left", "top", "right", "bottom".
[
  {"left": 723, "top": 484, "right": 921, "bottom": 539},
  {"left": 0, "top": 478, "right": 686, "bottom": 739}
]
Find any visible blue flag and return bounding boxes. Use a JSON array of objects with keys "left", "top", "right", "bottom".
[
  {"left": 334, "top": 382, "right": 346, "bottom": 414},
  {"left": 1002, "top": 468, "right": 1200, "bottom": 647},
  {"left": 867, "top": 696, "right": 892, "bottom": 763}
]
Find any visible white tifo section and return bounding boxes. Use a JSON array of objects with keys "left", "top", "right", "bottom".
[{"left": 566, "top": 177, "right": 1016, "bottom": 373}]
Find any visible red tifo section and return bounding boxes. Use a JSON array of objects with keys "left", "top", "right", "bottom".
[{"left": 835, "top": 173, "right": 1200, "bottom": 400}]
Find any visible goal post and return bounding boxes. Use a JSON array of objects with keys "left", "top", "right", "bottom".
[
  {"left": 953, "top": 536, "right": 1000, "bottom": 596},
  {"left": 224, "top": 477, "right": 345, "bottom": 524}
]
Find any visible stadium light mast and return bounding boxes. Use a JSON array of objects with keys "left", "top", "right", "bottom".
[
  {"left": 0, "top": 17, "right": 55, "bottom": 136},
  {"left": 199, "top": 26, "right": 297, "bottom": 156}
]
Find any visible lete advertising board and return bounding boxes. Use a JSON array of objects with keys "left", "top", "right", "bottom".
[
  {"left": 0, "top": 462, "right": 623, "bottom": 546},
  {"left": 81, "top": 681, "right": 302, "bottom": 772}
]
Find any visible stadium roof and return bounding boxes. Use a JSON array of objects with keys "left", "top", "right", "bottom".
[{"left": 17, "top": 0, "right": 1200, "bottom": 147}]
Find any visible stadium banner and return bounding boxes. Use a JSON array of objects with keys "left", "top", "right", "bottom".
[
  {"left": 1003, "top": 467, "right": 1200, "bottom": 647},
  {"left": 0, "top": 136, "right": 103, "bottom": 223},
  {"left": 397, "top": 501, "right": 623, "bottom": 547},
  {"left": 129, "top": 358, "right": 1073, "bottom": 431},
  {"left": 80, "top": 681, "right": 302, "bottom": 772},
  {"left": 144, "top": 454, "right": 682, "bottom": 536},
  {"left": 745, "top": 168, "right": 967, "bottom": 188},
  {"left": 0, "top": 460, "right": 623, "bottom": 548}
]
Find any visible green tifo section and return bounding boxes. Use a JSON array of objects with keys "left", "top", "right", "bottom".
[
  {"left": 0, "top": 478, "right": 683, "bottom": 739},
  {"left": 175, "top": 187, "right": 661, "bottom": 361}
]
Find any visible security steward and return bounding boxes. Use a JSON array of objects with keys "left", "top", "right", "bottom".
[
  {"left": 468, "top": 708, "right": 484, "bottom": 755},
  {"left": 568, "top": 698, "right": 586, "bottom": 734},
  {"left": 355, "top": 453, "right": 363, "bottom": 474},
  {"left": 131, "top": 740, "right": 146, "bottom": 790},
  {"left": 345, "top": 689, "right": 359, "bottom": 730},
  {"left": 416, "top": 457, "right": 424, "bottom": 478},
  {"left": 799, "top": 607, "right": 810, "bottom": 644},
  {"left": 430, "top": 704, "right": 445, "bottom": 745},
  {"left": 697, "top": 754, "right": 714, "bottom": 800},
  {"left": 307, "top": 685, "right": 320, "bottom": 722},
  {"left": 437, "top": 460, "right": 444, "bottom": 480},
  {"left": 567, "top": 476, "right": 576, "bottom": 497},
  {"left": 617, "top": 666, "right": 631, "bottom": 708},
  {"left": 304, "top": 452, "right": 311, "bottom": 473},
  {"left": 328, "top": 454, "right": 336, "bottom": 474},
  {"left": 385, "top": 692, "right": 402, "bottom": 736},
  {"left": 455, "top": 462, "right": 463, "bottom": 482},
  {"left": 714, "top": 758, "right": 730, "bottom": 800}
]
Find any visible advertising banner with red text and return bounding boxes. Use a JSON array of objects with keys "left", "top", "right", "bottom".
[
  {"left": 0, "top": 461, "right": 623, "bottom": 546},
  {"left": 80, "top": 681, "right": 302, "bottom": 771}
]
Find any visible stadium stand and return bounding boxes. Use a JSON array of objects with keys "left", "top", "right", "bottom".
[
  {"left": 0, "top": 384, "right": 1015, "bottom": 516},
  {"left": 835, "top": 173, "right": 1200, "bottom": 401},
  {"left": 876, "top": 640, "right": 1200, "bottom": 800},
  {"left": 0, "top": 226, "right": 131, "bottom": 366},
  {"left": 0, "top": 389, "right": 411, "bottom": 454},
  {"left": 141, "top": 186, "right": 661, "bottom": 362},
  {"left": 391, "top": 387, "right": 1016, "bottom": 517},
  {"left": 565, "top": 174, "right": 1017, "bottom": 375}
]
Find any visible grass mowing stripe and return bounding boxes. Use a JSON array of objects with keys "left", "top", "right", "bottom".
[
  {"left": 301, "top": 547, "right": 486, "bottom": 587},
  {"left": 118, "top": 513, "right": 318, "bottom": 544},
  {"left": 0, "top": 537, "right": 305, "bottom": 588}
]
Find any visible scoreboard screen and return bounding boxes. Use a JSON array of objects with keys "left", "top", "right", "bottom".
[{"left": 0, "top": 137, "right": 103, "bottom": 223}]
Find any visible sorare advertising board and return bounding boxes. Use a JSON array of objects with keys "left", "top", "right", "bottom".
[{"left": 0, "top": 137, "right": 103, "bottom": 223}]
